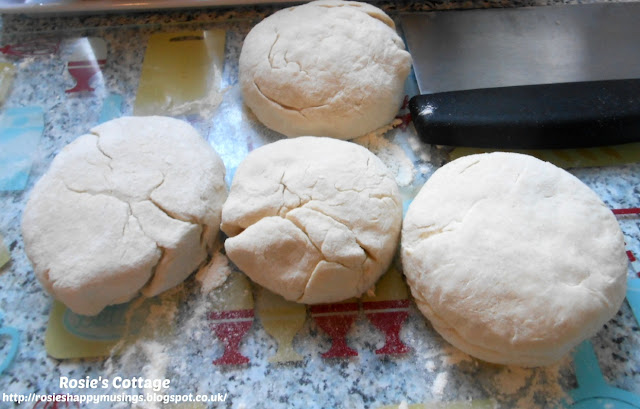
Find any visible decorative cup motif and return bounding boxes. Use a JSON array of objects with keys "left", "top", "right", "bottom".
[
  {"left": 310, "top": 302, "right": 359, "bottom": 359},
  {"left": 208, "top": 310, "right": 254, "bottom": 366},
  {"left": 65, "top": 37, "right": 107, "bottom": 93},
  {"left": 362, "top": 266, "right": 411, "bottom": 356},
  {"left": 208, "top": 271, "right": 254, "bottom": 366},
  {"left": 363, "top": 299, "right": 411, "bottom": 355},
  {"left": 0, "top": 38, "right": 60, "bottom": 57}
]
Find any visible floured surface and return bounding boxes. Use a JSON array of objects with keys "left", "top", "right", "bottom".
[
  {"left": 0, "top": 7, "right": 638, "bottom": 409},
  {"left": 133, "top": 30, "right": 226, "bottom": 119},
  {"left": 354, "top": 125, "right": 416, "bottom": 188}
]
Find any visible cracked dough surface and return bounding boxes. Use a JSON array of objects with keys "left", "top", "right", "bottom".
[
  {"left": 401, "top": 152, "right": 628, "bottom": 367},
  {"left": 22, "top": 116, "right": 227, "bottom": 316},
  {"left": 221, "top": 137, "right": 402, "bottom": 304},
  {"left": 239, "top": 0, "right": 412, "bottom": 140}
]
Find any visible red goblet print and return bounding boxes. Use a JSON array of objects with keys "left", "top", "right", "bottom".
[
  {"left": 363, "top": 299, "right": 411, "bottom": 355},
  {"left": 0, "top": 38, "right": 60, "bottom": 57},
  {"left": 208, "top": 309, "right": 254, "bottom": 365},
  {"left": 362, "top": 266, "right": 411, "bottom": 356},
  {"left": 65, "top": 37, "right": 107, "bottom": 93},
  {"left": 311, "top": 302, "right": 359, "bottom": 358}
]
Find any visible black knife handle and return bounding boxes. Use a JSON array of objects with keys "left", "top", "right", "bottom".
[{"left": 409, "top": 79, "right": 640, "bottom": 149}]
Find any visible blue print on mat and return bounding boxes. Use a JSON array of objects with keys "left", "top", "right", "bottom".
[
  {"left": 0, "top": 311, "right": 19, "bottom": 375},
  {"left": 63, "top": 298, "right": 155, "bottom": 341},
  {"left": 98, "top": 93, "right": 122, "bottom": 124},
  {"left": 0, "top": 106, "right": 44, "bottom": 191},
  {"left": 63, "top": 303, "right": 130, "bottom": 341}
]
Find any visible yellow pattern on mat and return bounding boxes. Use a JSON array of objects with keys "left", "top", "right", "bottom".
[
  {"left": 363, "top": 266, "right": 409, "bottom": 302},
  {"left": 256, "top": 287, "right": 306, "bottom": 363},
  {"left": 134, "top": 30, "right": 226, "bottom": 116},
  {"left": 0, "top": 234, "right": 9, "bottom": 268},
  {"left": 210, "top": 270, "right": 254, "bottom": 311},
  {"left": 45, "top": 301, "right": 119, "bottom": 359},
  {"left": 45, "top": 290, "right": 180, "bottom": 359},
  {"left": 450, "top": 143, "right": 640, "bottom": 168},
  {"left": 0, "top": 62, "right": 16, "bottom": 106}
]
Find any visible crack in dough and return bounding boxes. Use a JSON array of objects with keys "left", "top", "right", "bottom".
[
  {"left": 222, "top": 136, "right": 401, "bottom": 304},
  {"left": 61, "top": 170, "right": 205, "bottom": 255},
  {"left": 252, "top": 80, "right": 329, "bottom": 116},
  {"left": 239, "top": 0, "right": 412, "bottom": 140},
  {"left": 275, "top": 167, "right": 386, "bottom": 267},
  {"left": 267, "top": 32, "right": 280, "bottom": 68},
  {"left": 22, "top": 116, "right": 227, "bottom": 316}
]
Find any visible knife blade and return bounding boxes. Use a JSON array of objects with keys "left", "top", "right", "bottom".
[{"left": 401, "top": 3, "right": 640, "bottom": 149}]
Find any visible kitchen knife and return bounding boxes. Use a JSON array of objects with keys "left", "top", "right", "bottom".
[{"left": 401, "top": 3, "right": 640, "bottom": 149}]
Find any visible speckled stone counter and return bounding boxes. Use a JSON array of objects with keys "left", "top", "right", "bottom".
[{"left": 0, "top": 1, "right": 639, "bottom": 409}]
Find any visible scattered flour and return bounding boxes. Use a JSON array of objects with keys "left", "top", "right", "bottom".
[
  {"left": 165, "top": 83, "right": 226, "bottom": 119},
  {"left": 406, "top": 131, "right": 431, "bottom": 163},
  {"left": 102, "top": 286, "right": 188, "bottom": 409},
  {"left": 182, "top": 292, "right": 214, "bottom": 344},
  {"left": 137, "top": 341, "right": 170, "bottom": 408},
  {"left": 425, "top": 360, "right": 437, "bottom": 372},
  {"left": 354, "top": 127, "right": 416, "bottom": 187},
  {"left": 196, "top": 249, "right": 232, "bottom": 293},
  {"left": 432, "top": 372, "right": 449, "bottom": 397},
  {"left": 416, "top": 339, "right": 568, "bottom": 408},
  {"left": 105, "top": 339, "right": 171, "bottom": 409},
  {"left": 17, "top": 56, "right": 35, "bottom": 70}
]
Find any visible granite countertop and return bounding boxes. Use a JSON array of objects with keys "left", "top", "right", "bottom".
[{"left": 0, "top": 1, "right": 639, "bottom": 408}]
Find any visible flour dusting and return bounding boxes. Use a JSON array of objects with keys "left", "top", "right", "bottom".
[
  {"left": 17, "top": 56, "right": 36, "bottom": 70},
  {"left": 425, "top": 360, "right": 436, "bottom": 372},
  {"left": 406, "top": 132, "right": 431, "bottom": 163},
  {"left": 354, "top": 127, "right": 416, "bottom": 187},
  {"left": 432, "top": 372, "right": 449, "bottom": 397},
  {"left": 136, "top": 341, "right": 170, "bottom": 409},
  {"left": 182, "top": 292, "right": 214, "bottom": 345},
  {"left": 196, "top": 249, "right": 232, "bottom": 293},
  {"left": 479, "top": 360, "right": 567, "bottom": 408},
  {"left": 166, "top": 83, "right": 226, "bottom": 119}
]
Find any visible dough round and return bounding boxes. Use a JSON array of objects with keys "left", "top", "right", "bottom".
[
  {"left": 239, "top": 0, "right": 412, "bottom": 140},
  {"left": 401, "top": 152, "right": 628, "bottom": 367},
  {"left": 221, "top": 137, "right": 402, "bottom": 304},
  {"left": 22, "top": 116, "right": 227, "bottom": 316}
]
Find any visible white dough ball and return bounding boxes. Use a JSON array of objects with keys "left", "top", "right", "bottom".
[
  {"left": 221, "top": 137, "right": 402, "bottom": 304},
  {"left": 401, "top": 152, "right": 628, "bottom": 367},
  {"left": 22, "top": 116, "right": 227, "bottom": 316},
  {"left": 239, "top": 0, "right": 412, "bottom": 140}
]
